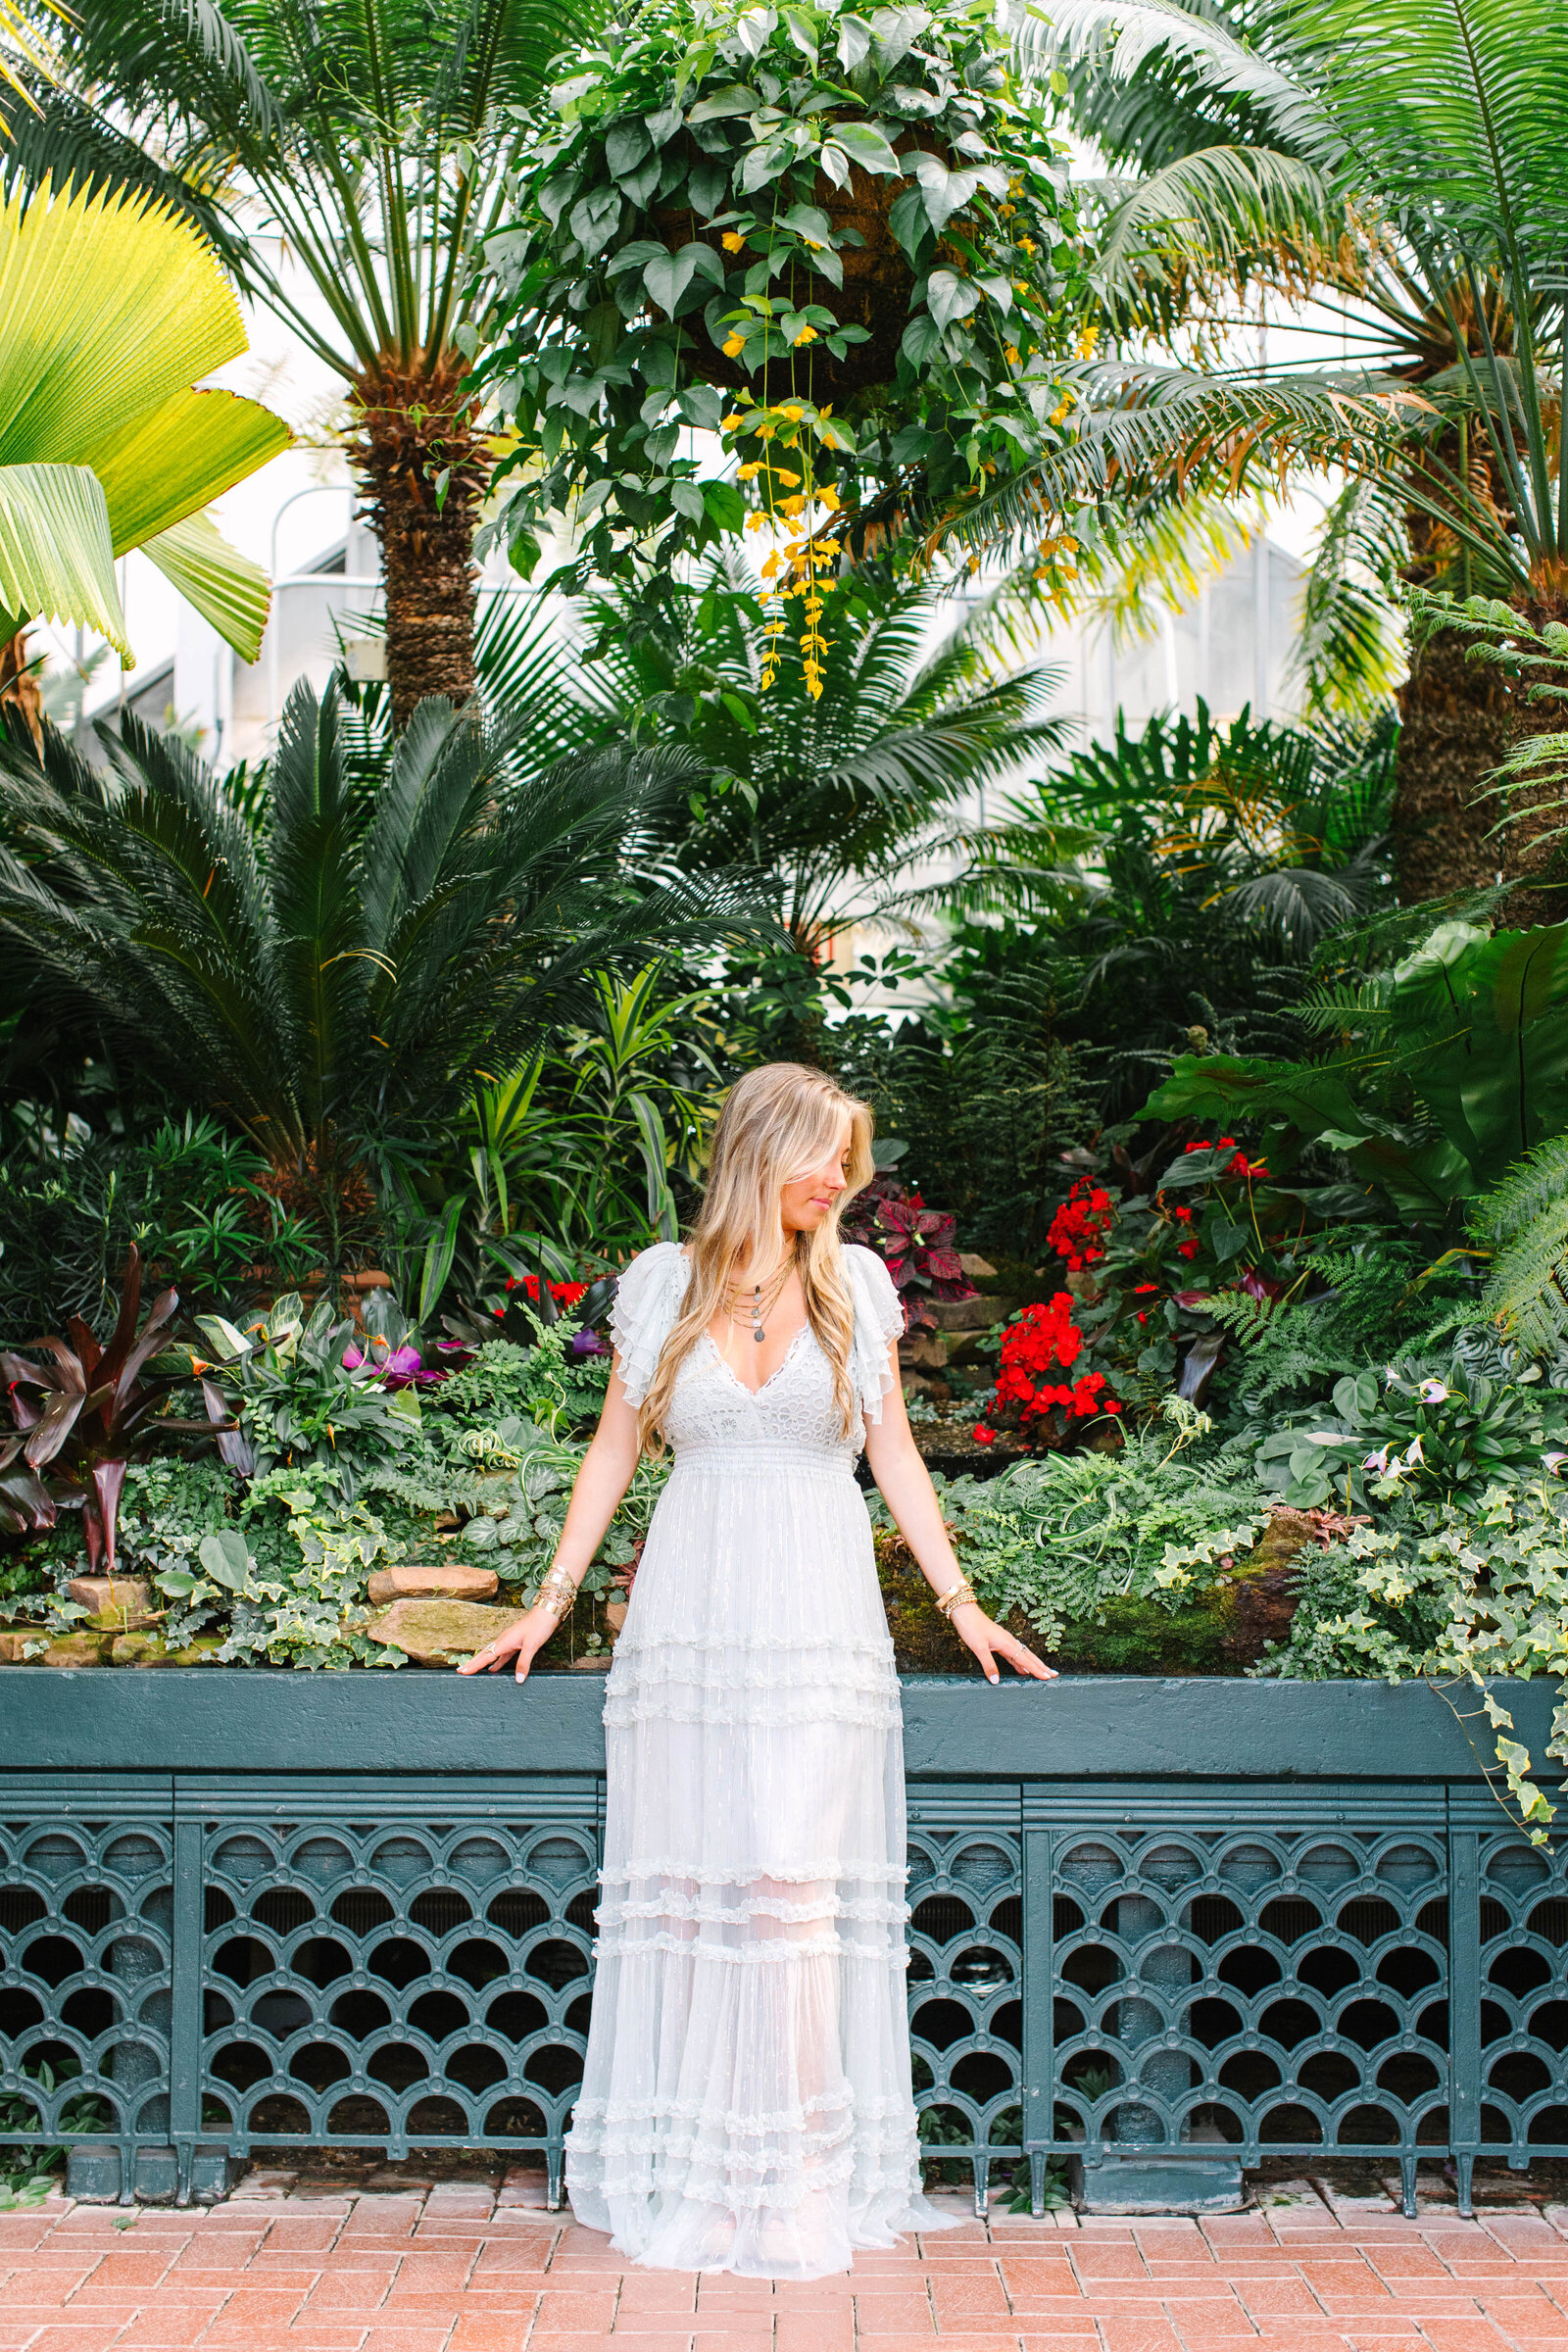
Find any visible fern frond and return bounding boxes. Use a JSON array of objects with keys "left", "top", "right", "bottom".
[{"left": 1475, "top": 1138, "right": 1568, "bottom": 1352}]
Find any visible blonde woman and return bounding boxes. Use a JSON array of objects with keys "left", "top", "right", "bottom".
[{"left": 459, "top": 1062, "right": 1053, "bottom": 2278}]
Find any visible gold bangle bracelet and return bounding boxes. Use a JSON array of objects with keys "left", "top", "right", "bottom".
[
  {"left": 935, "top": 1577, "right": 978, "bottom": 1621},
  {"left": 535, "top": 1569, "right": 577, "bottom": 1624}
]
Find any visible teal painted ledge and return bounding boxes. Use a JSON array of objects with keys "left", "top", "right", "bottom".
[{"left": 0, "top": 1666, "right": 1552, "bottom": 1782}]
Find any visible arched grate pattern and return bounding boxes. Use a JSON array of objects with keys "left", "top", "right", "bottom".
[
  {"left": 0, "top": 1769, "right": 1562, "bottom": 2217},
  {"left": 0, "top": 1788, "right": 173, "bottom": 2175}
]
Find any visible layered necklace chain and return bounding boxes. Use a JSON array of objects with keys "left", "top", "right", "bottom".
[{"left": 723, "top": 1255, "right": 793, "bottom": 1347}]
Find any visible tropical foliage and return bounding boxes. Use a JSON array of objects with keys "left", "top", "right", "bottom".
[
  {"left": 478, "top": 0, "right": 1091, "bottom": 655},
  {"left": 0, "top": 681, "right": 757, "bottom": 1243},
  {"left": 48, "top": 0, "right": 601, "bottom": 721},
  {"left": 0, "top": 174, "right": 287, "bottom": 664}
]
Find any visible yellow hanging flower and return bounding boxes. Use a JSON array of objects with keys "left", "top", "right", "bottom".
[
  {"left": 721, "top": 412, "right": 747, "bottom": 432},
  {"left": 722, "top": 335, "right": 745, "bottom": 358},
  {"left": 792, "top": 324, "right": 818, "bottom": 346},
  {"left": 722, "top": 230, "right": 746, "bottom": 252}
]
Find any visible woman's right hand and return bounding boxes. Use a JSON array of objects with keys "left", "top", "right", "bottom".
[{"left": 456, "top": 1604, "right": 560, "bottom": 1684}]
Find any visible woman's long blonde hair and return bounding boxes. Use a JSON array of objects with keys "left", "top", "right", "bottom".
[{"left": 635, "top": 1061, "right": 875, "bottom": 1454}]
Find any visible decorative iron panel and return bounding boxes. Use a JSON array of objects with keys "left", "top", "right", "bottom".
[
  {"left": 1464, "top": 1817, "right": 1568, "bottom": 2186},
  {"left": 190, "top": 1777, "right": 601, "bottom": 2202},
  {"left": 906, "top": 1788, "right": 1024, "bottom": 2204},
  {"left": 1, "top": 1763, "right": 1563, "bottom": 2218},
  {"left": 1031, "top": 1792, "right": 1451, "bottom": 2211},
  {"left": 0, "top": 1777, "right": 175, "bottom": 2185}
]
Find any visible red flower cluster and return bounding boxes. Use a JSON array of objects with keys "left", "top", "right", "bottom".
[
  {"left": 1046, "top": 1180, "right": 1115, "bottom": 1270},
  {"left": 1184, "top": 1136, "right": 1268, "bottom": 1182},
  {"left": 971, "top": 1296, "right": 1120, "bottom": 1445},
  {"left": 501, "top": 1276, "right": 589, "bottom": 1308}
]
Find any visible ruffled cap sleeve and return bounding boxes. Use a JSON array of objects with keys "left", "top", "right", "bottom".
[
  {"left": 609, "top": 1242, "right": 690, "bottom": 1406},
  {"left": 843, "top": 1244, "right": 905, "bottom": 1424}
]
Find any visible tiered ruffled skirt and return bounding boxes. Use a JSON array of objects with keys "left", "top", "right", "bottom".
[{"left": 565, "top": 1444, "right": 956, "bottom": 2277}]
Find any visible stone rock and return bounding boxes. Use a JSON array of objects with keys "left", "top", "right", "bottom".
[
  {"left": 366, "top": 1560, "right": 500, "bottom": 1605},
  {"left": 929, "top": 1295, "right": 1000, "bottom": 1333},
  {"left": 0, "top": 1624, "right": 35, "bottom": 1662},
  {"left": 110, "top": 1632, "right": 224, "bottom": 1667},
  {"left": 957, "top": 1252, "right": 998, "bottom": 1279},
  {"left": 570, "top": 1653, "right": 612, "bottom": 1670},
  {"left": 41, "top": 1632, "right": 111, "bottom": 1667},
  {"left": 899, "top": 1332, "right": 948, "bottom": 1371},
  {"left": 603, "top": 1601, "right": 628, "bottom": 1634},
  {"left": 66, "top": 1576, "right": 153, "bottom": 1623},
  {"left": 367, "top": 1596, "right": 524, "bottom": 1666}
]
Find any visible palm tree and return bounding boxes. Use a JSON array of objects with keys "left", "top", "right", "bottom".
[
  {"left": 951, "top": 0, "right": 1568, "bottom": 912},
  {"left": 0, "top": 680, "right": 758, "bottom": 1254},
  {"left": 499, "top": 563, "right": 1073, "bottom": 953},
  {"left": 41, "top": 0, "right": 600, "bottom": 727}
]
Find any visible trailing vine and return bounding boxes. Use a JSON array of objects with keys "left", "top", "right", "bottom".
[{"left": 477, "top": 0, "right": 1090, "bottom": 681}]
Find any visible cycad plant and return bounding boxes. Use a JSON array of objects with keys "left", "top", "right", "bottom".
[
  {"left": 961, "top": 0, "right": 1568, "bottom": 908},
  {"left": 0, "top": 681, "right": 756, "bottom": 1255},
  {"left": 46, "top": 0, "right": 600, "bottom": 725},
  {"left": 537, "top": 563, "right": 1073, "bottom": 951}
]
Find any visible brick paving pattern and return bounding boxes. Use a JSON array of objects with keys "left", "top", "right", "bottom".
[{"left": 9, "top": 2177, "right": 1568, "bottom": 2352}]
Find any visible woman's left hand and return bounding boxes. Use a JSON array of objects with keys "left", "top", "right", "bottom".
[{"left": 952, "top": 1602, "right": 1056, "bottom": 1686}]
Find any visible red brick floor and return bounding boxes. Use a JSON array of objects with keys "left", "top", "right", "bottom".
[{"left": 8, "top": 2181, "right": 1568, "bottom": 2352}]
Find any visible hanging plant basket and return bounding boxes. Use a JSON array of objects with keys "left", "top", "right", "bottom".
[
  {"left": 653, "top": 132, "right": 947, "bottom": 401},
  {"left": 479, "top": 0, "right": 1092, "bottom": 600}
]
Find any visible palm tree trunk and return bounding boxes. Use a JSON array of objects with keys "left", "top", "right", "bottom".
[
  {"left": 0, "top": 624, "right": 42, "bottom": 750},
  {"left": 351, "top": 358, "right": 490, "bottom": 730},
  {"left": 1395, "top": 623, "right": 1568, "bottom": 924},
  {"left": 1392, "top": 628, "right": 1508, "bottom": 905}
]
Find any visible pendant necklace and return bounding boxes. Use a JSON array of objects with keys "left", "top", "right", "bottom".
[{"left": 725, "top": 1258, "right": 792, "bottom": 1352}]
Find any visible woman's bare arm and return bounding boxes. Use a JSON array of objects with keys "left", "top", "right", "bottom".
[
  {"left": 862, "top": 1347, "right": 1054, "bottom": 1687},
  {"left": 457, "top": 1368, "right": 642, "bottom": 1684}
]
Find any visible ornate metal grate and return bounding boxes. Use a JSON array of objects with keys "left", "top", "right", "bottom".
[{"left": 0, "top": 1765, "right": 1558, "bottom": 2215}]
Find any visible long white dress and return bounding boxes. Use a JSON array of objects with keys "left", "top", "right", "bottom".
[{"left": 564, "top": 1241, "right": 959, "bottom": 2278}]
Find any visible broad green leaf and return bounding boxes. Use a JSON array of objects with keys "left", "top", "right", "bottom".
[
  {"left": 142, "top": 509, "right": 270, "bottom": 664},
  {"left": 643, "top": 245, "right": 702, "bottom": 315},
  {"left": 777, "top": 203, "right": 835, "bottom": 245},
  {"left": 606, "top": 119, "right": 651, "bottom": 177},
  {"left": 198, "top": 1530, "right": 255, "bottom": 1592},
  {"left": 569, "top": 186, "right": 622, "bottom": 259},
  {"left": 832, "top": 119, "right": 904, "bottom": 175},
  {"left": 837, "top": 12, "right": 874, "bottom": 67},
  {"left": 688, "top": 82, "right": 762, "bottom": 122},
  {"left": 0, "top": 462, "right": 126, "bottom": 655},
  {"left": 0, "top": 179, "right": 247, "bottom": 471},
  {"left": 93, "top": 386, "right": 290, "bottom": 555},
  {"left": 926, "top": 268, "right": 981, "bottom": 333},
  {"left": 910, "top": 151, "right": 980, "bottom": 228}
]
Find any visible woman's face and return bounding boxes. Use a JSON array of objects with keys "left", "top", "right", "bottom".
[{"left": 779, "top": 1112, "right": 854, "bottom": 1237}]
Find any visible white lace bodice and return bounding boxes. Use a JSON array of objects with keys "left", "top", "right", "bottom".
[{"left": 610, "top": 1242, "right": 904, "bottom": 1466}]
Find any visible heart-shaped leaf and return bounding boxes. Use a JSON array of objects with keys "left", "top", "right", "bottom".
[{"left": 926, "top": 267, "right": 980, "bottom": 333}]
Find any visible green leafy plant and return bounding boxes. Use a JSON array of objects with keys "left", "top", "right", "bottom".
[
  {"left": 1254, "top": 1357, "right": 1568, "bottom": 1513},
  {"left": 0, "top": 680, "right": 757, "bottom": 1253},
  {"left": 193, "top": 1292, "right": 419, "bottom": 1497},
  {"left": 1139, "top": 917, "right": 1568, "bottom": 1223},
  {"left": 1472, "top": 1135, "right": 1568, "bottom": 1353},
  {"left": 1257, "top": 1481, "right": 1568, "bottom": 1840},
  {"left": 479, "top": 0, "right": 1089, "bottom": 653},
  {"left": 0, "top": 1112, "right": 322, "bottom": 1337}
]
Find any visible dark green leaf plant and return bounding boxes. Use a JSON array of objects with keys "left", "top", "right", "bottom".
[{"left": 478, "top": 0, "right": 1090, "bottom": 659}]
